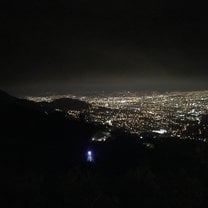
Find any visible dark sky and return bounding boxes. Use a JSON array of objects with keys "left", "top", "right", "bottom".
[{"left": 1, "top": 0, "right": 208, "bottom": 94}]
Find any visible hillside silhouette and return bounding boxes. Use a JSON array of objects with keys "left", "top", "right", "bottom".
[
  {"left": 40, "top": 97, "right": 90, "bottom": 113},
  {"left": 0, "top": 90, "right": 96, "bottom": 140},
  {"left": 1, "top": 90, "right": 208, "bottom": 208}
]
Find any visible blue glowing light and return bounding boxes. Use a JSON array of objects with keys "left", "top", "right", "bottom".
[{"left": 87, "top": 150, "right": 94, "bottom": 162}]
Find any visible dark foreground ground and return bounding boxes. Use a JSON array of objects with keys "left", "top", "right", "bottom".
[{"left": 1, "top": 90, "right": 208, "bottom": 208}]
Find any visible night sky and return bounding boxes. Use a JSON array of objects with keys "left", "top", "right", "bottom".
[{"left": 1, "top": 1, "right": 208, "bottom": 95}]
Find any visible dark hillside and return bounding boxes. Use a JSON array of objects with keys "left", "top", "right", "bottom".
[{"left": 1, "top": 90, "right": 208, "bottom": 208}]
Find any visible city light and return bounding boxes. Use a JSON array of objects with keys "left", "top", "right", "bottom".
[{"left": 27, "top": 90, "right": 208, "bottom": 142}]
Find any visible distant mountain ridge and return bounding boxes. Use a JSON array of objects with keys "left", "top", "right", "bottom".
[
  {"left": 40, "top": 97, "right": 90, "bottom": 113},
  {"left": 0, "top": 89, "right": 98, "bottom": 141}
]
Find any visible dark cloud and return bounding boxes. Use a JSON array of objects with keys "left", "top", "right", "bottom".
[{"left": 1, "top": 1, "right": 208, "bottom": 94}]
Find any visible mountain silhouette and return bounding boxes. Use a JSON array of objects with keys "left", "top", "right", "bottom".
[
  {"left": 0, "top": 90, "right": 99, "bottom": 142},
  {"left": 40, "top": 97, "right": 90, "bottom": 113},
  {"left": 1, "top": 90, "right": 208, "bottom": 208}
]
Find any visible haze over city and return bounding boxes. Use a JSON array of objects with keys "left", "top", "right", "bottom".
[{"left": 1, "top": 0, "right": 208, "bottom": 95}]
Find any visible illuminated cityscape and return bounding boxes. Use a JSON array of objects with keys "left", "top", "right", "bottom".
[{"left": 26, "top": 90, "right": 208, "bottom": 142}]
